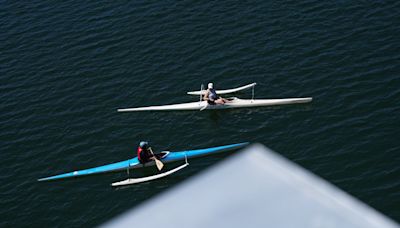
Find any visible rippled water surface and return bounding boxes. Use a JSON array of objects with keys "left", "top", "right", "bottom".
[{"left": 1, "top": 1, "right": 399, "bottom": 227}]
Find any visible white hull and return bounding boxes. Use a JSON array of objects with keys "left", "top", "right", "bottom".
[
  {"left": 187, "top": 83, "right": 256, "bottom": 95},
  {"left": 117, "top": 97, "right": 312, "bottom": 112}
]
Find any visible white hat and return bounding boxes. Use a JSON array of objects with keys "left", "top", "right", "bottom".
[{"left": 208, "top": 83, "right": 213, "bottom": 89}]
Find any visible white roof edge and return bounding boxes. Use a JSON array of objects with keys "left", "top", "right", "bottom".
[{"left": 101, "top": 144, "right": 399, "bottom": 228}]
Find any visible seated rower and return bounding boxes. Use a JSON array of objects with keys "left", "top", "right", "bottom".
[
  {"left": 204, "top": 83, "right": 229, "bottom": 105},
  {"left": 137, "top": 141, "right": 155, "bottom": 164}
]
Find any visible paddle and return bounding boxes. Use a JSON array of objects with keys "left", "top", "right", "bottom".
[
  {"left": 149, "top": 147, "right": 164, "bottom": 171},
  {"left": 200, "top": 102, "right": 208, "bottom": 111},
  {"left": 199, "top": 84, "right": 208, "bottom": 111}
]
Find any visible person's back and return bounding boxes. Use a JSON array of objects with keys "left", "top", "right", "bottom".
[
  {"left": 208, "top": 88, "right": 218, "bottom": 101},
  {"left": 137, "top": 141, "right": 153, "bottom": 164}
]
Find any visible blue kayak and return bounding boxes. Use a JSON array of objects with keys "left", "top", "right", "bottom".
[{"left": 38, "top": 142, "right": 248, "bottom": 181}]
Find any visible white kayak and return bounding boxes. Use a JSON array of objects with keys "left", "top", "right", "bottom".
[
  {"left": 187, "top": 83, "right": 256, "bottom": 95},
  {"left": 117, "top": 97, "right": 312, "bottom": 112}
]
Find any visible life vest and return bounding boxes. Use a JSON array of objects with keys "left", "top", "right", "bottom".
[
  {"left": 137, "top": 147, "right": 143, "bottom": 161},
  {"left": 137, "top": 147, "right": 149, "bottom": 163},
  {"left": 209, "top": 88, "right": 218, "bottom": 101}
]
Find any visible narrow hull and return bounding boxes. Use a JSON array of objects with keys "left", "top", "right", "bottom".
[
  {"left": 117, "top": 97, "right": 312, "bottom": 112},
  {"left": 38, "top": 142, "right": 248, "bottom": 182},
  {"left": 118, "top": 101, "right": 205, "bottom": 112},
  {"left": 221, "top": 97, "right": 313, "bottom": 108}
]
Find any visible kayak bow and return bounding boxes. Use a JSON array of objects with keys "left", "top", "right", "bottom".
[{"left": 38, "top": 142, "right": 248, "bottom": 182}]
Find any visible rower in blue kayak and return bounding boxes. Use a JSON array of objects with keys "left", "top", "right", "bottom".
[
  {"left": 137, "top": 141, "right": 155, "bottom": 164},
  {"left": 204, "top": 83, "right": 228, "bottom": 105}
]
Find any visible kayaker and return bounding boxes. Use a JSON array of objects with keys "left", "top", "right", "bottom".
[
  {"left": 137, "top": 141, "right": 155, "bottom": 164},
  {"left": 204, "top": 83, "right": 228, "bottom": 104}
]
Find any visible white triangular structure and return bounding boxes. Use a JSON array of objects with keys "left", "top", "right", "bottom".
[{"left": 102, "top": 144, "right": 399, "bottom": 228}]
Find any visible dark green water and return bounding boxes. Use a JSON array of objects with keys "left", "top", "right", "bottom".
[{"left": 1, "top": 1, "right": 399, "bottom": 227}]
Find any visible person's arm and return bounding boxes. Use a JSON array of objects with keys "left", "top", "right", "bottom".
[
  {"left": 148, "top": 147, "right": 155, "bottom": 160},
  {"left": 203, "top": 90, "right": 209, "bottom": 100},
  {"left": 149, "top": 147, "right": 164, "bottom": 170}
]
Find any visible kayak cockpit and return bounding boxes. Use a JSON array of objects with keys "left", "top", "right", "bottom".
[{"left": 155, "top": 151, "right": 169, "bottom": 160}]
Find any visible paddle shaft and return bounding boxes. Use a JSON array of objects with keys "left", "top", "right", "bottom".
[
  {"left": 200, "top": 84, "right": 208, "bottom": 111},
  {"left": 199, "top": 84, "right": 204, "bottom": 102}
]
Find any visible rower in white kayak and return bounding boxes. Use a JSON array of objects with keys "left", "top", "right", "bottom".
[{"left": 203, "top": 83, "right": 229, "bottom": 105}]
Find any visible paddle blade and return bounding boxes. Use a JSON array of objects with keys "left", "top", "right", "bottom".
[
  {"left": 155, "top": 159, "right": 164, "bottom": 171},
  {"left": 200, "top": 103, "right": 208, "bottom": 111}
]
